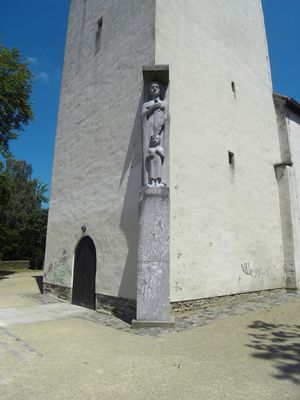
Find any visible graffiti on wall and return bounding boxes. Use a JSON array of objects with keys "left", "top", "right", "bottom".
[
  {"left": 44, "top": 249, "right": 72, "bottom": 286},
  {"left": 241, "top": 262, "right": 278, "bottom": 280}
]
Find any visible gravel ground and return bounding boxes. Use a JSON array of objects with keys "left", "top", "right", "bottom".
[{"left": 0, "top": 271, "right": 299, "bottom": 400}]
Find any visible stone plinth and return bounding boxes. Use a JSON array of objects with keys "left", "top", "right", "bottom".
[{"left": 133, "top": 186, "right": 173, "bottom": 327}]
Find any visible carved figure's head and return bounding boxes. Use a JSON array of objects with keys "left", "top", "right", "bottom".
[
  {"left": 150, "top": 134, "right": 161, "bottom": 147},
  {"left": 149, "top": 82, "right": 161, "bottom": 98}
]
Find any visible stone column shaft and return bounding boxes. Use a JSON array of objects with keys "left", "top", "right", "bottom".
[{"left": 135, "top": 187, "right": 171, "bottom": 323}]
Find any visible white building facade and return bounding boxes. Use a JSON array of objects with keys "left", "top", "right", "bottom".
[
  {"left": 274, "top": 94, "right": 300, "bottom": 290},
  {"left": 44, "top": 0, "right": 300, "bottom": 315}
]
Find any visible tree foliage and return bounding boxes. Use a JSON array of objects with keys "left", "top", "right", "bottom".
[
  {"left": 0, "top": 43, "right": 47, "bottom": 267},
  {"left": 0, "top": 44, "right": 33, "bottom": 156},
  {"left": 0, "top": 159, "right": 48, "bottom": 267}
]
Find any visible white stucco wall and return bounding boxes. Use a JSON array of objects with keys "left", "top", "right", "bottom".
[
  {"left": 44, "top": 0, "right": 155, "bottom": 299},
  {"left": 46, "top": 0, "right": 288, "bottom": 304},
  {"left": 275, "top": 164, "right": 297, "bottom": 288},
  {"left": 155, "top": 0, "right": 284, "bottom": 301},
  {"left": 274, "top": 96, "right": 300, "bottom": 289},
  {"left": 287, "top": 112, "right": 300, "bottom": 287}
]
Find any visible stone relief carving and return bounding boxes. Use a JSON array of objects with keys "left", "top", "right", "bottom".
[{"left": 142, "top": 82, "right": 168, "bottom": 187}]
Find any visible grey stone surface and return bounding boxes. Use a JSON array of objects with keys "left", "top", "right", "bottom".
[
  {"left": 131, "top": 318, "right": 175, "bottom": 329},
  {"left": 43, "top": 282, "right": 72, "bottom": 301},
  {"left": 136, "top": 187, "right": 170, "bottom": 322},
  {"left": 96, "top": 293, "right": 136, "bottom": 323}
]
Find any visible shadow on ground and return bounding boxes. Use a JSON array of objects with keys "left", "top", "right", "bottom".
[
  {"left": 247, "top": 320, "right": 300, "bottom": 384},
  {"left": 0, "top": 271, "right": 15, "bottom": 280},
  {"left": 114, "top": 309, "right": 135, "bottom": 325},
  {"left": 32, "top": 275, "right": 43, "bottom": 294}
]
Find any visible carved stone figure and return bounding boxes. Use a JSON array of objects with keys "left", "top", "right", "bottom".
[{"left": 142, "top": 82, "right": 168, "bottom": 187}]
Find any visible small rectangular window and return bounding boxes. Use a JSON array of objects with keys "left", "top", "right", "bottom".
[{"left": 228, "top": 151, "right": 234, "bottom": 165}]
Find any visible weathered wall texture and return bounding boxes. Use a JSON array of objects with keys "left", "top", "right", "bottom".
[
  {"left": 274, "top": 96, "right": 300, "bottom": 288},
  {"left": 44, "top": 0, "right": 156, "bottom": 299},
  {"left": 288, "top": 112, "right": 300, "bottom": 280},
  {"left": 46, "top": 0, "right": 290, "bottom": 305},
  {"left": 137, "top": 187, "right": 170, "bottom": 321},
  {"left": 287, "top": 114, "right": 300, "bottom": 288},
  {"left": 155, "top": 0, "right": 284, "bottom": 301}
]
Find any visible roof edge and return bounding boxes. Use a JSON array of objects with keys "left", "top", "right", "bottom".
[{"left": 273, "top": 92, "right": 300, "bottom": 116}]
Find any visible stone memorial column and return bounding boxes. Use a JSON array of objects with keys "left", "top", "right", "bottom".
[{"left": 132, "top": 65, "right": 174, "bottom": 328}]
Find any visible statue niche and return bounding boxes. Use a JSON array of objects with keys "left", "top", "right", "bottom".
[{"left": 142, "top": 82, "right": 168, "bottom": 187}]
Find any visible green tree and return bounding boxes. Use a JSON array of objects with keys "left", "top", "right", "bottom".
[
  {"left": 0, "top": 159, "right": 48, "bottom": 267},
  {"left": 0, "top": 44, "right": 33, "bottom": 156},
  {"left": 0, "top": 162, "right": 18, "bottom": 260},
  {"left": 0, "top": 44, "right": 47, "bottom": 267},
  {"left": 5, "top": 159, "right": 47, "bottom": 228}
]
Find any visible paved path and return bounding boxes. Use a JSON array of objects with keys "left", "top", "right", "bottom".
[
  {"left": 0, "top": 271, "right": 299, "bottom": 399},
  {"left": 0, "top": 303, "right": 88, "bottom": 327}
]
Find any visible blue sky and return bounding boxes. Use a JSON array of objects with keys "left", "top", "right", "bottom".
[
  {"left": 0, "top": 0, "right": 69, "bottom": 193},
  {"left": 0, "top": 0, "right": 299, "bottom": 195},
  {"left": 263, "top": 0, "right": 300, "bottom": 99}
]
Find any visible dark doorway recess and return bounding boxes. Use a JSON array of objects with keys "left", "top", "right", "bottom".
[{"left": 72, "top": 236, "right": 96, "bottom": 310}]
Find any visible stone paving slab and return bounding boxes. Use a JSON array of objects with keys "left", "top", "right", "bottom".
[{"left": 0, "top": 303, "right": 89, "bottom": 328}]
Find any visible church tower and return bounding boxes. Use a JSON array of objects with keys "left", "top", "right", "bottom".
[{"left": 44, "top": 0, "right": 285, "bottom": 318}]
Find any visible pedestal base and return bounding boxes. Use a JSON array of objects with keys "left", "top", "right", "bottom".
[{"left": 131, "top": 318, "right": 175, "bottom": 329}]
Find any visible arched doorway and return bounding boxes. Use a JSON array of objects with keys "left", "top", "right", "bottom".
[{"left": 72, "top": 236, "right": 96, "bottom": 309}]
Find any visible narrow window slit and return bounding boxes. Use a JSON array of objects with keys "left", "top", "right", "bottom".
[
  {"left": 97, "top": 17, "right": 103, "bottom": 31},
  {"left": 95, "top": 17, "right": 103, "bottom": 54},
  {"left": 231, "top": 81, "right": 236, "bottom": 98},
  {"left": 228, "top": 151, "right": 235, "bottom": 165}
]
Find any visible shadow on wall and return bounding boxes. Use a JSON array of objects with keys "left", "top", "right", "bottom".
[
  {"left": 118, "top": 93, "right": 144, "bottom": 300},
  {"left": 247, "top": 320, "right": 300, "bottom": 384}
]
